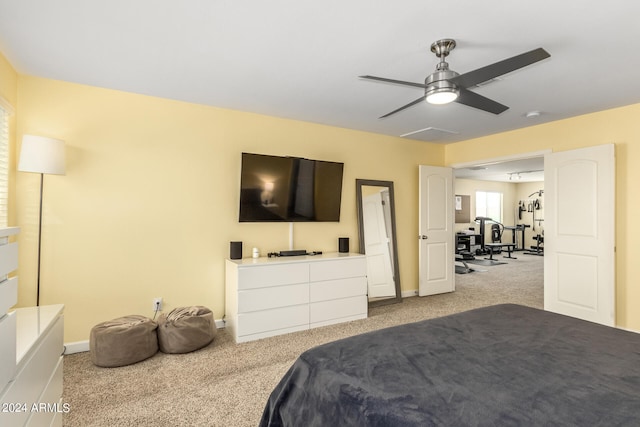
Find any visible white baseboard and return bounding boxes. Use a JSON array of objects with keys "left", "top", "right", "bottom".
[
  {"left": 63, "top": 318, "right": 227, "bottom": 355},
  {"left": 616, "top": 325, "right": 640, "bottom": 335},
  {"left": 402, "top": 290, "right": 418, "bottom": 298},
  {"left": 64, "top": 341, "right": 89, "bottom": 354}
]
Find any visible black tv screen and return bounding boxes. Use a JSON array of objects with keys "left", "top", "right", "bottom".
[{"left": 239, "top": 152, "right": 344, "bottom": 222}]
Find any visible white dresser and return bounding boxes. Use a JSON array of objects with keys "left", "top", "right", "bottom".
[
  {"left": 225, "top": 253, "right": 367, "bottom": 343},
  {"left": 0, "top": 227, "right": 65, "bottom": 427},
  {"left": 0, "top": 227, "right": 20, "bottom": 392}
]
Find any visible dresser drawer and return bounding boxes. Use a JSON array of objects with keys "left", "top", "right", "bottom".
[
  {"left": 238, "top": 263, "right": 308, "bottom": 290},
  {"left": 0, "top": 242, "right": 18, "bottom": 279},
  {"left": 0, "top": 311, "right": 16, "bottom": 392},
  {"left": 309, "top": 277, "right": 367, "bottom": 303},
  {"left": 310, "top": 295, "right": 367, "bottom": 325},
  {"left": 0, "top": 315, "right": 64, "bottom": 427},
  {"left": 238, "top": 283, "right": 308, "bottom": 313},
  {"left": 309, "top": 257, "right": 366, "bottom": 282},
  {"left": 26, "top": 355, "right": 63, "bottom": 427},
  {"left": 0, "top": 277, "right": 18, "bottom": 316},
  {"left": 238, "top": 304, "right": 309, "bottom": 337}
]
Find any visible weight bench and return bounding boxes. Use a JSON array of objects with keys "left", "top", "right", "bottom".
[{"left": 484, "top": 243, "right": 516, "bottom": 260}]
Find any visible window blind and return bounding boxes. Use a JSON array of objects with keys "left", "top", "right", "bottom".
[{"left": 0, "top": 105, "right": 9, "bottom": 227}]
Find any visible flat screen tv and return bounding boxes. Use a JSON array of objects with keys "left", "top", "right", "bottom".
[{"left": 239, "top": 152, "right": 344, "bottom": 222}]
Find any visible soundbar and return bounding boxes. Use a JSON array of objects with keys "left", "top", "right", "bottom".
[{"left": 279, "top": 249, "right": 307, "bottom": 257}]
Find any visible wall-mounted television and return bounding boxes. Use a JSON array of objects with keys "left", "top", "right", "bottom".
[{"left": 239, "top": 152, "right": 344, "bottom": 222}]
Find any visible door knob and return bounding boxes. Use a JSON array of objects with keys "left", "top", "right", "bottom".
[{"left": 419, "top": 235, "right": 428, "bottom": 240}]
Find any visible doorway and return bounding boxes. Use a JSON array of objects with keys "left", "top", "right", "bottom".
[
  {"left": 447, "top": 145, "right": 616, "bottom": 326},
  {"left": 453, "top": 154, "right": 546, "bottom": 256},
  {"left": 451, "top": 152, "right": 547, "bottom": 308}
]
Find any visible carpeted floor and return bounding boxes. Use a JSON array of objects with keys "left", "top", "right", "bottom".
[{"left": 62, "top": 254, "right": 543, "bottom": 426}]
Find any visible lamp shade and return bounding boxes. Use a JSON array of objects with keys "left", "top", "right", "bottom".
[{"left": 18, "top": 135, "right": 66, "bottom": 175}]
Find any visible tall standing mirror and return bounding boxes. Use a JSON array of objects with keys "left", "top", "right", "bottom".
[{"left": 356, "top": 179, "right": 402, "bottom": 307}]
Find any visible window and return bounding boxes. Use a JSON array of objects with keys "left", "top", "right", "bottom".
[
  {"left": 0, "top": 102, "right": 10, "bottom": 227},
  {"left": 475, "top": 191, "right": 502, "bottom": 223}
]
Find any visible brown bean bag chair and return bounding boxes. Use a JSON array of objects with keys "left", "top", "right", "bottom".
[
  {"left": 90, "top": 315, "right": 158, "bottom": 367},
  {"left": 157, "top": 306, "right": 217, "bottom": 354}
]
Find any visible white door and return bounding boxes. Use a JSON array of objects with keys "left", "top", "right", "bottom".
[
  {"left": 363, "top": 191, "right": 396, "bottom": 298},
  {"left": 544, "top": 144, "right": 615, "bottom": 326},
  {"left": 419, "top": 165, "right": 455, "bottom": 296}
]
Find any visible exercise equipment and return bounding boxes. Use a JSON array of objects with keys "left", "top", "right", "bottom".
[
  {"left": 503, "top": 224, "right": 530, "bottom": 251},
  {"left": 525, "top": 233, "right": 544, "bottom": 256},
  {"left": 474, "top": 216, "right": 504, "bottom": 255}
]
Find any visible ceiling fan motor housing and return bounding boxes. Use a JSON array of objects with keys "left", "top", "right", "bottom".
[
  {"left": 425, "top": 69, "right": 460, "bottom": 102},
  {"left": 426, "top": 39, "right": 460, "bottom": 103}
]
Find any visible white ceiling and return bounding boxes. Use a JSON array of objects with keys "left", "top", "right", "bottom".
[
  {"left": 454, "top": 157, "right": 544, "bottom": 183},
  {"left": 1, "top": 0, "right": 639, "bottom": 152}
]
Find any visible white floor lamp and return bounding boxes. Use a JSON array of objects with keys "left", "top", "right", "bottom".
[{"left": 18, "top": 135, "right": 66, "bottom": 306}]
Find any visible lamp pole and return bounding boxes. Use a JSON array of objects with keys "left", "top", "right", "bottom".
[{"left": 36, "top": 173, "right": 44, "bottom": 306}]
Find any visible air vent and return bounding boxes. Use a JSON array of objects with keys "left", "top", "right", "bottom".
[{"left": 400, "top": 126, "right": 459, "bottom": 138}]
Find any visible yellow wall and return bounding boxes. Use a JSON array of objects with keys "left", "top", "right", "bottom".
[
  {"left": 15, "top": 75, "right": 444, "bottom": 342},
  {"left": 446, "top": 106, "right": 640, "bottom": 329},
  {"left": 6, "top": 48, "right": 640, "bottom": 340},
  {"left": 0, "top": 54, "right": 17, "bottom": 106}
]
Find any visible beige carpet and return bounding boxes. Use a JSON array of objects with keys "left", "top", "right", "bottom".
[{"left": 62, "top": 254, "right": 543, "bottom": 426}]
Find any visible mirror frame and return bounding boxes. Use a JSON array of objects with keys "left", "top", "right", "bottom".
[{"left": 356, "top": 179, "right": 403, "bottom": 307}]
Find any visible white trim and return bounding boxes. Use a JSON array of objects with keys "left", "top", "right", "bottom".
[
  {"left": 617, "top": 326, "right": 640, "bottom": 335},
  {"left": 64, "top": 341, "right": 89, "bottom": 354},
  {"left": 64, "top": 319, "right": 228, "bottom": 354},
  {"left": 401, "top": 290, "right": 418, "bottom": 298},
  {"left": 448, "top": 149, "right": 551, "bottom": 170}
]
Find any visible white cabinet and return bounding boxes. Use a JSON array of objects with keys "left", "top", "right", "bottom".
[
  {"left": 0, "top": 227, "right": 20, "bottom": 393},
  {"left": 1, "top": 305, "right": 65, "bottom": 427},
  {"left": 226, "top": 253, "right": 367, "bottom": 343},
  {"left": 0, "top": 227, "right": 65, "bottom": 427}
]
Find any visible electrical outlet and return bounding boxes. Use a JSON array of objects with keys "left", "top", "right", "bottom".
[{"left": 152, "top": 297, "right": 163, "bottom": 312}]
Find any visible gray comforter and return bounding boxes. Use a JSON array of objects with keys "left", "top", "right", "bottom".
[{"left": 260, "top": 304, "right": 640, "bottom": 426}]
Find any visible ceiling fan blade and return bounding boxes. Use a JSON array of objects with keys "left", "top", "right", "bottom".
[
  {"left": 360, "top": 75, "right": 427, "bottom": 89},
  {"left": 455, "top": 87, "right": 509, "bottom": 114},
  {"left": 380, "top": 95, "right": 427, "bottom": 118},
  {"left": 449, "top": 48, "right": 550, "bottom": 89}
]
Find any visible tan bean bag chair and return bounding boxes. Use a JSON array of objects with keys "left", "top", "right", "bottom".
[
  {"left": 90, "top": 315, "right": 158, "bottom": 367},
  {"left": 157, "top": 306, "right": 217, "bottom": 354}
]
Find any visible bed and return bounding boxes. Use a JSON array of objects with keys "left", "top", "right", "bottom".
[{"left": 260, "top": 304, "right": 640, "bottom": 426}]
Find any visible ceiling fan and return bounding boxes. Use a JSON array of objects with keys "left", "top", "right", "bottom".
[{"left": 360, "top": 39, "right": 550, "bottom": 118}]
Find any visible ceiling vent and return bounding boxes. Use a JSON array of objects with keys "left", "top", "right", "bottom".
[{"left": 400, "top": 126, "right": 459, "bottom": 138}]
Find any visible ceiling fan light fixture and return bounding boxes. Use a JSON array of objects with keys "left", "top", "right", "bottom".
[
  {"left": 426, "top": 87, "right": 459, "bottom": 105},
  {"left": 361, "top": 39, "right": 549, "bottom": 118}
]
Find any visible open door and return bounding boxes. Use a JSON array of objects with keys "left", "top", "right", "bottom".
[
  {"left": 419, "top": 165, "right": 455, "bottom": 296},
  {"left": 544, "top": 144, "right": 615, "bottom": 326}
]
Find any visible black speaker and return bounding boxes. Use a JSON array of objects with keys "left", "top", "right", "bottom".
[
  {"left": 230, "top": 241, "right": 243, "bottom": 260},
  {"left": 338, "top": 237, "right": 349, "bottom": 253}
]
